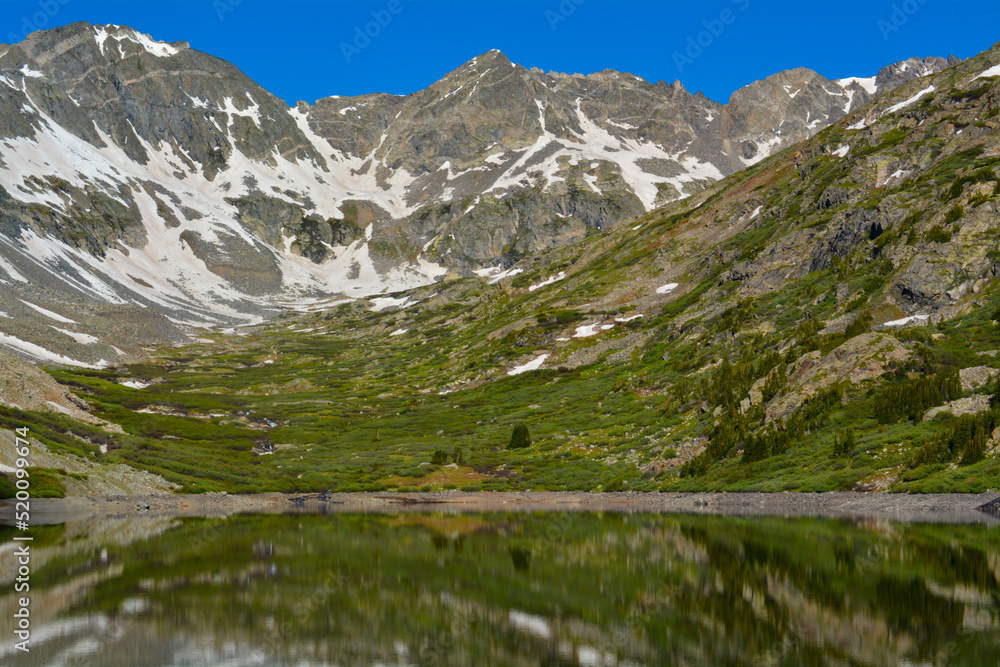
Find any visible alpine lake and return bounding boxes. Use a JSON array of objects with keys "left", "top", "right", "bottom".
[{"left": 1, "top": 506, "right": 999, "bottom": 666}]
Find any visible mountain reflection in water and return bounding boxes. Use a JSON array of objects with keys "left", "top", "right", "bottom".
[{"left": 1, "top": 512, "right": 998, "bottom": 666}]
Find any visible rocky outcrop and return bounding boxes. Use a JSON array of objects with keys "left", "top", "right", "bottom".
[
  {"left": 766, "top": 333, "right": 910, "bottom": 422},
  {"left": 978, "top": 496, "right": 1000, "bottom": 515},
  {"left": 960, "top": 366, "right": 999, "bottom": 392},
  {"left": 923, "top": 394, "right": 992, "bottom": 421},
  {"left": 0, "top": 350, "right": 105, "bottom": 423}
]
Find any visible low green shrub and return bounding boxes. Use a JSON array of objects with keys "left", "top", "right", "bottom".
[{"left": 924, "top": 224, "right": 952, "bottom": 243}]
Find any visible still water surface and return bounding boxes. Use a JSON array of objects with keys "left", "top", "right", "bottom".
[{"left": 1, "top": 511, "right": 999, "bottom": 666}]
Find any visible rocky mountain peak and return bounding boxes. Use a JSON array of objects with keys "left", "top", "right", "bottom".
[
  {"left": 467, "top": 48, "right": 513, "bottom": 68},
  {"left": 16, "top": 22, "right": 189, "bottom": 63},
  {"left": 0, "top": 21, "right": 968, "bottom": 364},
  {"left": 874, "top": 55, "right": 960, "bottom": 92},
  {"left": 717, "top": 68, "right": 850, "bottom": 168}
]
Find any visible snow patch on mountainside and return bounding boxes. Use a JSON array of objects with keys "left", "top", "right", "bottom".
[
  {"left": 51, "top": 327, "right": 100, "bottom": 345},
  {"left": 836, "top": 76, "right": 877, "bottom": 95},
  {"left": 484, "top": 100, "right": 721, "bottom": 210},
  {"left": 0, "top": 253, "right": 27, "bottom": 283},
  {"left": 288, "top": 106, "right": 418, "bottom": 219},
  {"left": 94, "top": 26, "right": 180, "bottom": 59},
  {"left": 975, "top": 64, "right": 1000, "bottom": 79},
  {"left": 508, "top": 354, "right": 549, "bottom": 376},
  {"left": 0, "top": 332, "right": 107, "bottom": 369},
  {"left": 884, "top": 315, "right": 930, "bottom": 327},
  {"left": 741, "top": 135, "right": 785, "bottom": 167},
  {"left": 20, "top": 300, "right": 77, "bottom": 323},
  {"left": 528, "top": 272, "right": 566, "bottom": 292},
  {"left": 885, "top": 85, "right": 935, "bottom": 115}
]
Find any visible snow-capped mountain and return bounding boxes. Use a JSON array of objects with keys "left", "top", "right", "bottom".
[{"left": 0, "top": 22, "right": 958, "bottom": 367}]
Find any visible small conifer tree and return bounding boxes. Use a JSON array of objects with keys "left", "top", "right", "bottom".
[
  {"left": 962, "top": 425, "right": 987, "bottom": 466},
  {"left": 834, "top": 429, "right": 855, "bottom": 456},
  {"left": 508, "top": 424, "right": 531, "bottom": 450}
]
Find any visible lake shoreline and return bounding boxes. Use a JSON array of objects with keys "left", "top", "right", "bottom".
[{"left": 4, "top": 490, "right": 1000, "bottom": 524}]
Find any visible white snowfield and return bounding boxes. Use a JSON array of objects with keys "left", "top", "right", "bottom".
[
  {"left": 369, "top": 296, "right": 419, "bottom": 312},
  {"left": 835, "top": 76, "right": 878, "bottom": 96},
  {"left": 508, "top": 610, "right": 552, "bottom": 639},
  {"left": 94, "top": 25, "right": 181, "bottom": 59},
  {"left": 508, "top": 354, "right": 549, "bottom": 376},
  {"left": 50, "top": 327, "right": 99, "bottom": 345},
  {"left": 884, "top": 315, "right": 930, "bottom": 327},
  {"left": 528, "top": 272, "right": 566, "bottom": 292},
  {"left": 573, "top": 323, "right": 615, "bottom": 338},
  {"left": 475, "top": 267, "right": 523, "bottom": 285},
  {"left": 0, "top": 332, "right": 106, "bottom": 369},
  {"left": 974, "top": 64, "right": 1000, "bottom": 79},
  {"left": 884, "top": 85, "right": 935, "bottom": 116},
  {"left": 20, "top": 300, "right": 77, "bottom": 323}
]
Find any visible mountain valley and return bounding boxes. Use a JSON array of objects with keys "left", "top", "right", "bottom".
[{"left": 0, "top": 25, "right": 999, "bottom": 496}]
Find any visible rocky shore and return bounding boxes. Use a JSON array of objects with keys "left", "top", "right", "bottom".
[{"left": 3, "top": 491, "right": 999, "bottom": 525}]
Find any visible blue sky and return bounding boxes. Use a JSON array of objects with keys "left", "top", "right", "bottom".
[{"left": 3, "top": 1, "right": 999, "bottom": 105}]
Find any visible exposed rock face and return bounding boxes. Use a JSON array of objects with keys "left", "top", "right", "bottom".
[
  {"left": 766, "top": 333, "right": 910, "bottom": 422},
  {"left": 718, "top": 68, "right": 856, "bottom": 168},
  {"left": 874, "top": 56, "right": 962, "bottom": 92},
  {"left": 960, "top": 366, "right": 999, "bottom": 392},
  {"left": 0, "top": 349, "right": 104, "bottom": 423}
]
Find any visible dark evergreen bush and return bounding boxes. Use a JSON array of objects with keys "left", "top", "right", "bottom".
[
  {"left": 508, "top": 424, "right": 531, "bottom": 450},
  {"left": 873, "top": 368, "right": 962, "bottom": 424},
  {"left": 833, "top": 429, "right": 855, "bottom": 456}
]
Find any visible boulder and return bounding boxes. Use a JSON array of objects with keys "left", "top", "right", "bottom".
[{"left": 923, "top": 394, "right": 992, "bottom": 421}]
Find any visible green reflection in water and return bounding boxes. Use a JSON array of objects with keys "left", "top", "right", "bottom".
[{"left": 2, "top": 513, "right": 999, "bottom": 666}]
